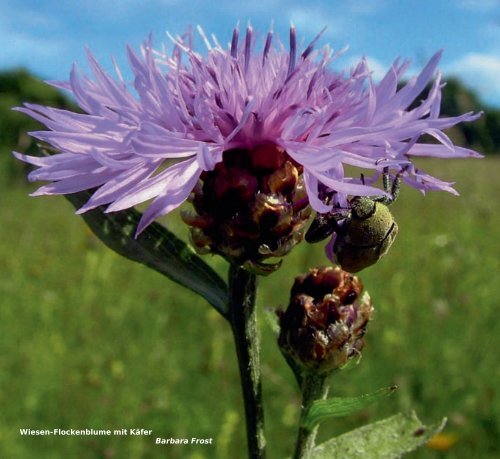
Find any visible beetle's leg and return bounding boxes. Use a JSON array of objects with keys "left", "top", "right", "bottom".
[
  {"left": 382, "top": 167, "right": 391, "bottom": 195},
  {"left": 371, "top": 168, "right": 392, "bottom": 204},
  {"left": 305, "top": 211, "right": 341, "bottom": 243},
  {"left": 375, "top": 167, "right": 402, "bottom": 205},
  {"left": 389, "top": 170, "right": 401, "bottom": 204}
]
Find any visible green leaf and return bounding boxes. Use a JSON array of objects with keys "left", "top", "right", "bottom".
[
  {"left": 65, "top": 191, "right": 229, "bottom": 318},
  {"left": 303, "top": 386, "right": 397, "bottom": 431},
  {"left": 311, "top": 411, "right": 447, "bottom": 459},
  {"left": 263, "top": 307, "right": 280, "bottom": 335}
]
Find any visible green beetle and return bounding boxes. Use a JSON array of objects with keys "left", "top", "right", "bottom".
[
  {"left": 306, "top": 169, "right": 400, "bottom": 272},
  {"left": 332, "top": 196, "right": 398, "bottom": 272}
]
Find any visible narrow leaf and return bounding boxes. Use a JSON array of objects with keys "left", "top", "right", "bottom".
[
  {"left": 65, "top": 190, "right": 229, "bottom": 318},
  {"left": 311, "top": 411, "right": 447, "bottom": 459},
  {"left": 263, "top": 307, "right": 280, "bottom": 335},
  {"left": 303, "top": 386, "right": 397, "bottom": 430}
]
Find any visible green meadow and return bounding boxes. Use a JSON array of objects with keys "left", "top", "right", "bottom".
[{"left": 1, "top": 157, "right": 499, "bottom": 458}]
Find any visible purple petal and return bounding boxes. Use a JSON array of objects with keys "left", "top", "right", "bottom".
[
  {"left": 77, "top": 161, "right": 160, "bottom": 212},
  {"left": 303, "top": 170, "right": 332, "bottom": 213},
  {"left": 311, "top": 169, "right": 387, "bottom": 198},
  {"left": 136, "top": 160, "right": 202, "bottom": 235},
  {"left": 13, "top": 26, "right": 481, "bottom": 238},
  {"left": 31, "top": 168, "right": 115, "bottom": 196},
  {"left": 107, "top": 157, "right": 201, "bottom": 212},
  {"left": 408, "top": 144, "right": 484, "bottom": 158}
]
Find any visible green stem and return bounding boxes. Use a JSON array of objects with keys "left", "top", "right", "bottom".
[
  {"left": 293, "top": 372, "right": 329, "bottom": 459},
  {"left": 228, "top": 264, "right": 266, "bottom": 459}
]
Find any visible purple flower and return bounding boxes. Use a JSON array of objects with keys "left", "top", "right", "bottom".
[{"left": 14, "top": 25, "right": 482, "bottom": 236}]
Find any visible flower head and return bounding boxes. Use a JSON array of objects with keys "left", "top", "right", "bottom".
[
  {"left": 14, "top": 25, "right": 481, "bottom": 263},
  {"left": 278, "top": 266, "right": 373, "bottom": 373}
]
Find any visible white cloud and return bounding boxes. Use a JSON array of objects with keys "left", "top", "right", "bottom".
[
  {"left": 445, "top": 52, "right": 500, "bottom": 105},
  {"left": 0, "top": 10, "right": 71, "bottom": 71},
  {"left": 6, "top": 32, "right": 67, "bottom": 59},
  {"left": 457, "top": 0, "right": 500, "bottom": 11},
  {"left": 0, "top": 4, "right": 61, "bottom": 30},
  {"left": 287, "top": 6, "right": 349, "bottom": 45},
  {"left": 348, "top": 0, "right": 387, "bottom": 15},
  {"left": 288, "top": 7, "right": 335, "bottom": 34},
  {"left": 363, "top": 56, "right": 389, "bottom": 80},
  {"left": 340, "top": 55, "right": 390, "bottom": 81},
  {"left": 214, "top": 0, "right": 284, "bottom": 13},
  {"left": 0, "top": 30, "right": 72, "bottom": 80}
]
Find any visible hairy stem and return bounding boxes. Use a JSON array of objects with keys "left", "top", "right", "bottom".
[
  {"left": 293, "top": 372, "right": 329, "bottom": 459},
  {"left": 229, "top": 264, "right": 266, "bottom": 459}
]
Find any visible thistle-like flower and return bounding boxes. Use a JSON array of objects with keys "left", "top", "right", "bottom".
[
  {"left": 278, "top": 266, "right": 373, "bottom": 374},
  {"left": 14, "top": 25, "right": 481, "bottom": 267}
]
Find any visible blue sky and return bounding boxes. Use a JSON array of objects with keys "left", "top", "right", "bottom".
[{"left": 1, "top": 0, "right": 500, "bottom": 105}]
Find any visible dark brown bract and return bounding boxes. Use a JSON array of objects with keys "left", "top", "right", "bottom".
[{"left": 182, "top": 145, "right": 311, "bottom": 272}]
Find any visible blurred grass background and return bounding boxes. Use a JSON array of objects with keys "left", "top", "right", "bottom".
[{"left": 1, "top": 70, "right": 500, "bottom": 458}]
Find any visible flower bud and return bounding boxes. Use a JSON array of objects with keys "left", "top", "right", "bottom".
[{"left": 278, "top": 266, "right": 373, "bottom": 374}]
